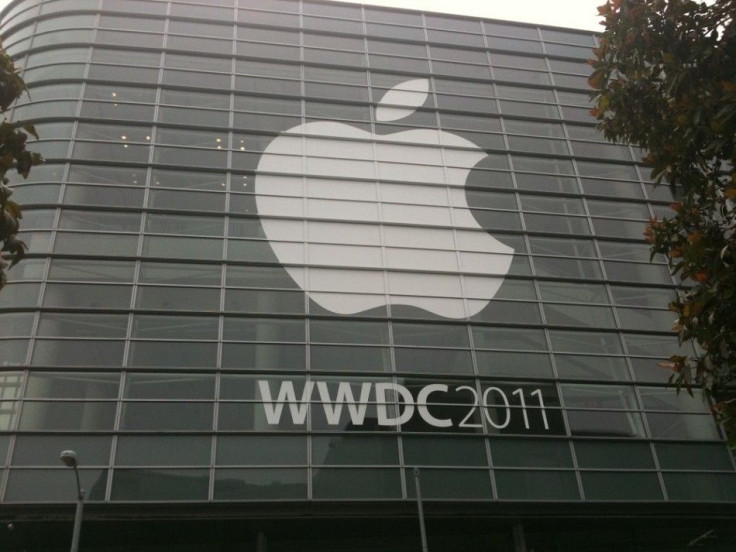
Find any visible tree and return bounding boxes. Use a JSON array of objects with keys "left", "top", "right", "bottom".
[
  {"left": 0, "top": 40, "right": 42, "bottom": 291},
  {"left": 589, "top": 0, "right": 736, "bottom": 442}
]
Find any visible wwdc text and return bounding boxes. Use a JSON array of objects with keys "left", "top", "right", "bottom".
[{"left": 256, "top": 380, "right": 554, "bottom": 432}]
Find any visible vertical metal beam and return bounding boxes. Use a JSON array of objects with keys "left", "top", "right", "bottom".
[
  {"left": 70, "top": 490, "right": 84, "bottom": 552},
  {"left": 257, "top": 531, "right": 268, "bottom": 552},
  {"left": 512, "top": 522, "right": 527, "bottom": 552},
  {"left": 413, "top": 468, "right": 429, "bottom": 552}
]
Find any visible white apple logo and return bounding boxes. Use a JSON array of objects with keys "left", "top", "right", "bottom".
[{"left": 254, "top": 79, "right": 513, "bottom": 319}]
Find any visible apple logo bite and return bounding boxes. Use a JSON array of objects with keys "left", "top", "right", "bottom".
[{"left": 254, "top": 78, "right": 513, "bottom": 319}]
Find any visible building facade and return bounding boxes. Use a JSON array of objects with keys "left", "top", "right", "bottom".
[{"left": 0, "top": 0, "right": 735, "bottom": 550}]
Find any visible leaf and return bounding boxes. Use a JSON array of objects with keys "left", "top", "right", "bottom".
[
  {"left": 375, "top": 79, "right": 429, "bottom": 122},
  {"left": 588, "top": 69, "right": 605, "bottom": 90},
  {"left": 23, "top": 123, "right": 38, "bottom": 140}
]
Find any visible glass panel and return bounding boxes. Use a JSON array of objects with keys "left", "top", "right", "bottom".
[
  {"left": 0, "top": 373, "right": 23, "bottom": 401},
  {"left": 562, "top": 385, "right": 639, "bottom": 411},
  {"left": 120, "top": 402, "right": 213, "bottom": 430},
  {"left": 59, "top": 210, "right": 141, "bottom": 232},
  {"left": 574, "top": 441, "right": 654, "bottom": 469},
  {"left": 403, "top": 436, "right": 486, "bottom": 467},
  {"left": 85, "top": 83, "right": 160, "bottom": 103},
  {"left": 6, "top": 469, "right": 108, "bottom": 501},
  {"left": 405, "top": 468, "right": 492, "bottom": 499},
  {"left": 116, "top": 436, "right": 211, "bottom": 466},
  {"left": 0, "top": 282, "right": 41, "bottom": 308},
  {"left": 18, "top": 402, "right": 116, "bottom": 430},
  {"left": 31, "top": 340, "right": 125, "bottom": 367},
  {"left": 555, "top": 355, "right": 630, "bottom": 381},
  {"left": 223, "top": 317, "right": 304, "bottom": 342},
  {"left": 0, "top": 313, "right": 34, "bottom": 337},
  {"left": 664, "top": 473, "right": 736, "bottom": 502},
  {"left": 54, "top": 232, "right": 139, "bottom": 256},
  {"left": 225, "top": 289, "right": 305, "bottom": 314},
  {"left": 138, "top": 262, "right": 221, "bottom": 285},
  {"left": 112, "top": 469, "right": 209, "bottom": 501},
  {"left": 471, "top": 301, "right": 541, "bottom": 325},
  {"left": 218, "top": 402, "right": 298, "bottom": 431},
  {"left": 475, "top": 351, "right": 554, "bottom": 378},
  {"left": 142, "top": 236, "right": 223, "bottom": 260},
  {"left": 63, "top": 185, "right": 144, "bottom": 208},
  {"left": 656, "top": 442, "right": 734, "bottom": 470},
  {"left": 99, "top": 14, "right": 165, "bottom": 32},
  {"left": 567, "top": 410, "right": 646, "bottom": 438},
  {"left": 67, "top": 164, "right": 145, "bottom": 186},
  {"left": 646, "top": 412, "right": 721, "bottom": 440},
  {"left": 12, "top": 435, "right": 112, "bottom": 466},
  {"left": 4, "top": 259, "right": 46, "bottom": 281},
  {"left": 37, "top": 313, "right": 128, "bottom": 338},
  {"left": 0, "top": 340, "right": 29, "bottom": 366},
  {"left": 219, "top": 375, "right": 307, "bottom": 401},
  {"left": 393, "top": 323, "right": 469, "bottom": 348},
  {"left": 394, "top": 348, "right": 473, "bottom": 375},
  {"left": 310, "top": 345, "right": 390, "bottom": 372},
  {"left": 24, "top": 372, "right": 119, "bottom": 399},
  {"left": 146, "top": 213, "right": 224, "bottom": 236},
  {"left": 0, "top": 435, "right": 8, "bottom": 465},
  {"left": 0, "top": 399, "right": 19, "bottom": 430},
  {"left": 127, "top": 341, "right": 217, "bottom": 368},
  {"left": 124, "top": 373, "right": 215, "bottom": 399},
  {"left": 312, "top": 435, "right": 398, "bottom": 466},
  {"left": 544, "top": 304, "right": 616, "bottom": 328},
  {"left": 581, "top": 472, "right": 662, "bottom": 500},
  {"left": 151, "top": 169, "right": 226, "bottom": 190},
  {"left": 624, "top": 333, "right": 690, "bottom": 358},
  {"left": 495, "top": 470, "right": 579, "bottom": 500},
  {"left": 217, "top": 435, "right": 307, "bottom": 465},
  {"left": 214, "top": 468, "right": 307, "bottom": 499},
  {"left": 147, "top": 189, "right": 226, "bottom": 212},
  {"left": 101, "top": 0, "right": 167, "bottom": 14},
  {"left": 136, "top": 286, "right": 220, "bottom": 311},
  {"left": 313, "top": 468, "right": 401, "bottom": 499},
  {"left": 539, "top": 282, "right": 609, "bottom": 304},
  {"left": 549, "top": 330, "right": 623, "bottom": 355},
  {"left": 131, "top": 315, "right": 216, "bottom": 340},
  {"left": 639, "top": 387, "right": 711, "bottom": 413},
  {"left": 491, "top": 439, "right": 572, "bottom": 468},
  {"left": 221, "top": 343, "right": 305, "bottom": 369}
]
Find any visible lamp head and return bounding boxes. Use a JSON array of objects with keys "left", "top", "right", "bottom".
[{"left": 60, "top": 450, "right": 78, "bottom": 468}]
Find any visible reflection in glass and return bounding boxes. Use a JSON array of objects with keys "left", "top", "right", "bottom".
[
  {"left": 495, "top": 469, "right": 579, "bottom": 500},
  {"left": 214, "top": 468, "right": 307, "bottom": 499},
  {"left": 112, "top": 469, "right": 209, "bottom": 501},
  {"left": 116, "top": 436, "right": 211, "bottom": 466},
  {"left": 120, "top": 402, "right": 213, "bottom": 430},
  {"left": 313, "top": 468, "right": 401, "bottom": 499},
  {"left": 19, "top": 401, "right": 116, "bottom": 431},
  {"left": 6, "top": 469, "right": 108, "bottom": 501}
]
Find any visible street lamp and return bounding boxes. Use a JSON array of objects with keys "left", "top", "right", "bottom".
[
  {"left": 413, "top": 468, "right": 429, "bottom": 552},
  {"left": 59, "top": 450, "right": 84, "bottom": 552}
]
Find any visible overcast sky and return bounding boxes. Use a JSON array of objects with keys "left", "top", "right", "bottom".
[{"left": 0, "top": 0, "right": 603, "bottom": 31}]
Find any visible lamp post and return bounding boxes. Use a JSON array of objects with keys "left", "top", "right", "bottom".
[
  {"left": 413, "top": 468, "right": 429, "bottom": 552},
  {"left": 60, "top": 450, "right": 84, "bottom": 552}
]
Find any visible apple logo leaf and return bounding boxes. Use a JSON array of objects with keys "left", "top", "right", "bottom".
[{"left": 375, "top": 78, "right": 429, "bottom": 122}]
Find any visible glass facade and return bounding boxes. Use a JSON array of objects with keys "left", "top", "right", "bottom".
[{"left": 0, "top": 0, "right": 735, "bottom": 550}]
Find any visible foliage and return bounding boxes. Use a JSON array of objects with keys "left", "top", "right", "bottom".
[
  {"left": 589, "top": 0, "right": 736, "bottom": 442},
  {"left": 0, "top": 40, "right": 42, "bottom": 291}
]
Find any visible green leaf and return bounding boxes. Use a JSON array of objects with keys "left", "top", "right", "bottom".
[{"left": 22, "top": 123, "right": 38, "bottom": 140}]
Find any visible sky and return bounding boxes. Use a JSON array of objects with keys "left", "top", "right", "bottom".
[{"left": 0, "top": 0, "right": 604, "bottom": 31}]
